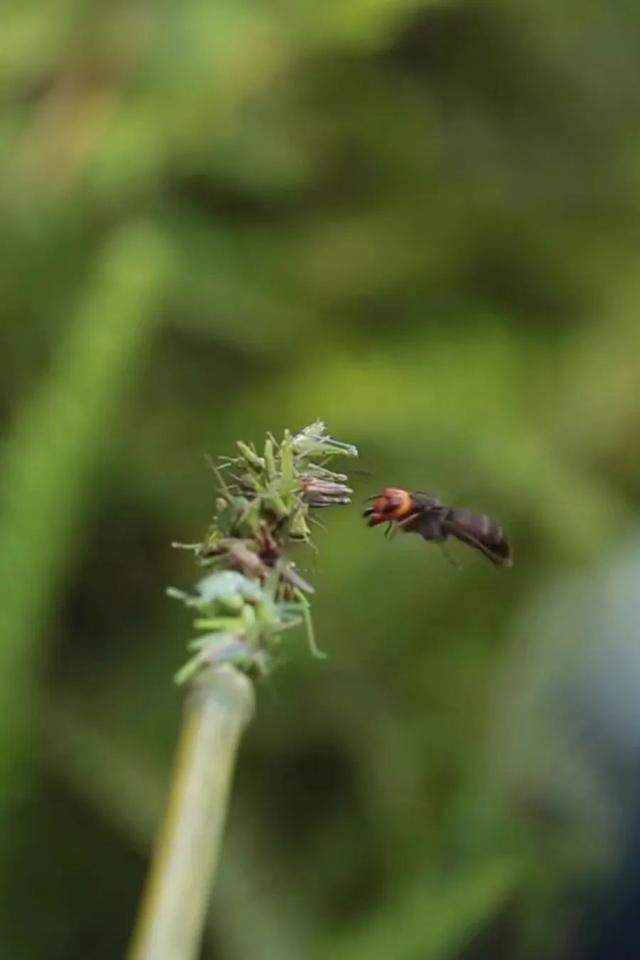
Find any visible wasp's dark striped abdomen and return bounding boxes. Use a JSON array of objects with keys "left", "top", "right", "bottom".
[{"left": 443, "top": 508, "right": 512, "bottom": 567}]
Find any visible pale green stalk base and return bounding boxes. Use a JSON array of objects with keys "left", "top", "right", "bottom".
[{"left": 128, "top": 666, "right": 254, "bottom": 960}]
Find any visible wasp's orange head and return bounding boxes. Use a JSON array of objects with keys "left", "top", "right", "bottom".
[{"left": 363, "top": 487, "right": 414, "bottom": 526}]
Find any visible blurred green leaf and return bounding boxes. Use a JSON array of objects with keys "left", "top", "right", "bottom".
[
  {"left": 332, "top": 858, "right": 517, "bottom": 960},
  {"left": 0, "top": 225, "right": 174, "bottom": 810}
]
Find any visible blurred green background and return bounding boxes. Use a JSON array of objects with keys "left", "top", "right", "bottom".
[{"left": 3, "top": 0, "right": 640, "bottom": 957}]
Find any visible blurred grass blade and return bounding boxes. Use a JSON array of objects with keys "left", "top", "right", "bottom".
[
  {"left": 331, "top": 857, "right": 517, "bottom": 960},
  {"left": 0, "top": 224, "right": 173, "bottom": 817}
]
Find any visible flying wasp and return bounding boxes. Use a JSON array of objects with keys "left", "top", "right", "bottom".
[{"left": 363, "top": 488, "right": 512, "bottom": 568}]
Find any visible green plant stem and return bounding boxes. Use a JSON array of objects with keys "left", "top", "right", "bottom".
[{"left": 128, "top": 665, "right": 254, "bottom": 960}]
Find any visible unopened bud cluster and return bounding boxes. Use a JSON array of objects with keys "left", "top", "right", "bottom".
[{"left": 169, "top": 421, "right": 357, "bottom": 684}]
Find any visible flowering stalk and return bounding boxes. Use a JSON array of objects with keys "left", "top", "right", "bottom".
[
  {"left": 128, "top": 422, "right": 357, "bottom": 960},
  {"left": 169, "top": 421, "right": 357, "bottom": 684}
]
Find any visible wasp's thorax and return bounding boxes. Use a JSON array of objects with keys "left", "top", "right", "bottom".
[{"left": 363, "top": 487, "right": 418, "bottom": 526}]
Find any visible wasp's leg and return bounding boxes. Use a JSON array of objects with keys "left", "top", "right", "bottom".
[{"left": 439, "top": 542, "right": 463, "bottom": 570}]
